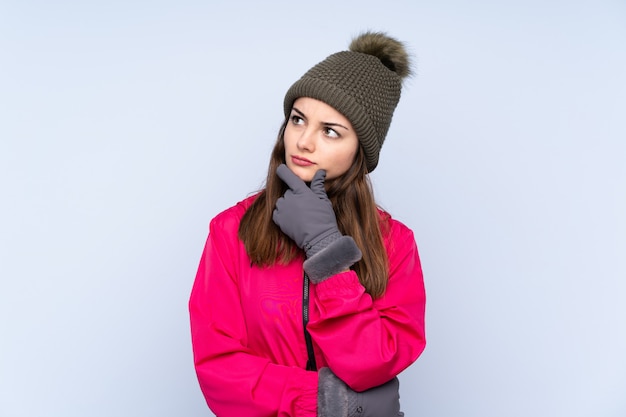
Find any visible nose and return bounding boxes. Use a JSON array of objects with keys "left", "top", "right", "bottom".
[{"left": 296, "top": 127, "right": 315, "bottom": 152}]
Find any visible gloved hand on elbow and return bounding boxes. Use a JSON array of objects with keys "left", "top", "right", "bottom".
[
  {"left": 317, "top": 367, "right": 404, "bottom": 417},
  {"left": 272, "top": 164, "right": 361, "bottom": 282}
]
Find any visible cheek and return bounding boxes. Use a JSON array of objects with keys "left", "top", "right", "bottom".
[
  {"left": 338, "top": 140, "right": 359, "bottom": 167},
  {"left": 326, "top": 147, "right": 358, "bottom": 178},
  {"left": 282, "top": 129, "right": 293, "bottom": 150},
  {"left": 338, "top": 150, "right": 355, "bottom": 166}
]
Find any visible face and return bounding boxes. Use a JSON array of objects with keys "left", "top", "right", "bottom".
[{"left": 284, "top": 97, "right": 359, "bottom": 182}]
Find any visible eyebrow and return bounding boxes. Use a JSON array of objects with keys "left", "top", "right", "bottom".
[{"left": 292, "top": 107, "right": 350, "bottom": 131}]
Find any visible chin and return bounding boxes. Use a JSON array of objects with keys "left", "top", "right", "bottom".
[{"left": 286, "top": 164, "right": 315, "bottom": 182}]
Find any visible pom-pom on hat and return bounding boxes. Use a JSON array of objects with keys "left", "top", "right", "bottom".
[{"left": 283, "top": 31, "right": 412, "bottom": 173}]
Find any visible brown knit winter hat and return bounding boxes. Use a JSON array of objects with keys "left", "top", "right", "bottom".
[{"left": 283, "top": 31, "right": 412, "bottom": 172}]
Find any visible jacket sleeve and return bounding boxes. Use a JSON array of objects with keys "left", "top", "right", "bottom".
[
  {"left": 306, "top": 222, "right": 426, "bottom": 392},
  {"left": 189, "top": 215, "right": 318, "bottom": 417}
]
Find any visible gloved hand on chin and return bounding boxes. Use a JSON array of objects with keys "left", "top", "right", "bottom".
[{"left": 272, "top": 164, "right": 362, "bottom": 282}]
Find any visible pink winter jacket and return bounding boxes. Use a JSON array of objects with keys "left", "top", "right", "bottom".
[{"left": 189, "top": 195, "right": 426, "bottom": 417}]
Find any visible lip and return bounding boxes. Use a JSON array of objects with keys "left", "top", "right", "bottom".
[{"left": 291, "top": 155, "right": 315, "bottom": 167}]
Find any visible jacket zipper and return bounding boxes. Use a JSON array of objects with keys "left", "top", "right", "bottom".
[{"left": 302, "top": 272, "right": 317, "bottom": 371}]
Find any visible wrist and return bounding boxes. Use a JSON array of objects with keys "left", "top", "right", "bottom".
[
  {"left": 305, "top": 230, "right": 342, "bottom": 258},
  {"left": 317, "top": 368, "right": 349, "bottom": 417},
  {"left": 304, "top": 236, "right": 362, "bottom": 283}
]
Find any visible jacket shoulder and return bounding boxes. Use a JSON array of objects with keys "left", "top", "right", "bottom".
[
  {"left": 209, "top": 194, "right": 258, "bottom": 233},
  {"left": 378, "top": 208, "right": 416, "bottom": 244}
]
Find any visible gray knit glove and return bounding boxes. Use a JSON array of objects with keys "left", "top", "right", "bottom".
[
  {"left": 317, "top": 368, "right": 404, "bottom": 417},
  {"left": 273, "top": 164, "right": 361, "bottom": 282}
]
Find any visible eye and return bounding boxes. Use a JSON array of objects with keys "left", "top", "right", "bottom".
[
  {"left": 290, "top": 114, "right": 304, "bottom": 125},
  {"left": 323, "top": 127, "right": 340, "bottom": 139}
]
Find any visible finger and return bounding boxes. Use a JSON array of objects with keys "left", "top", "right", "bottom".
[
  {"left": 272, "top": 196, "right": 284, "bottom": 222},
  {"left": 274, "top": 196, "right": 284, "bottom": 211},
  {"left": 309, "top": 169, "right": 327, "bottom": 197},
  {"left": 276, "top": 164, "right": 308, "bottom": 193}
]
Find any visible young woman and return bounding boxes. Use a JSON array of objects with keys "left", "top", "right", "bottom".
[{"left": 189, "top": 31, "right": 426, "bottom": 417}]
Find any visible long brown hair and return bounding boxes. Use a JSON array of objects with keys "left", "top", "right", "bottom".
[{"left": 238, "top": 120, "right": 390, "bottom": 298}]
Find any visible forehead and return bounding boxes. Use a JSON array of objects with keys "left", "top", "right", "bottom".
[{"left": 292, "top": 97, "right": 352, "bottom": 124}]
